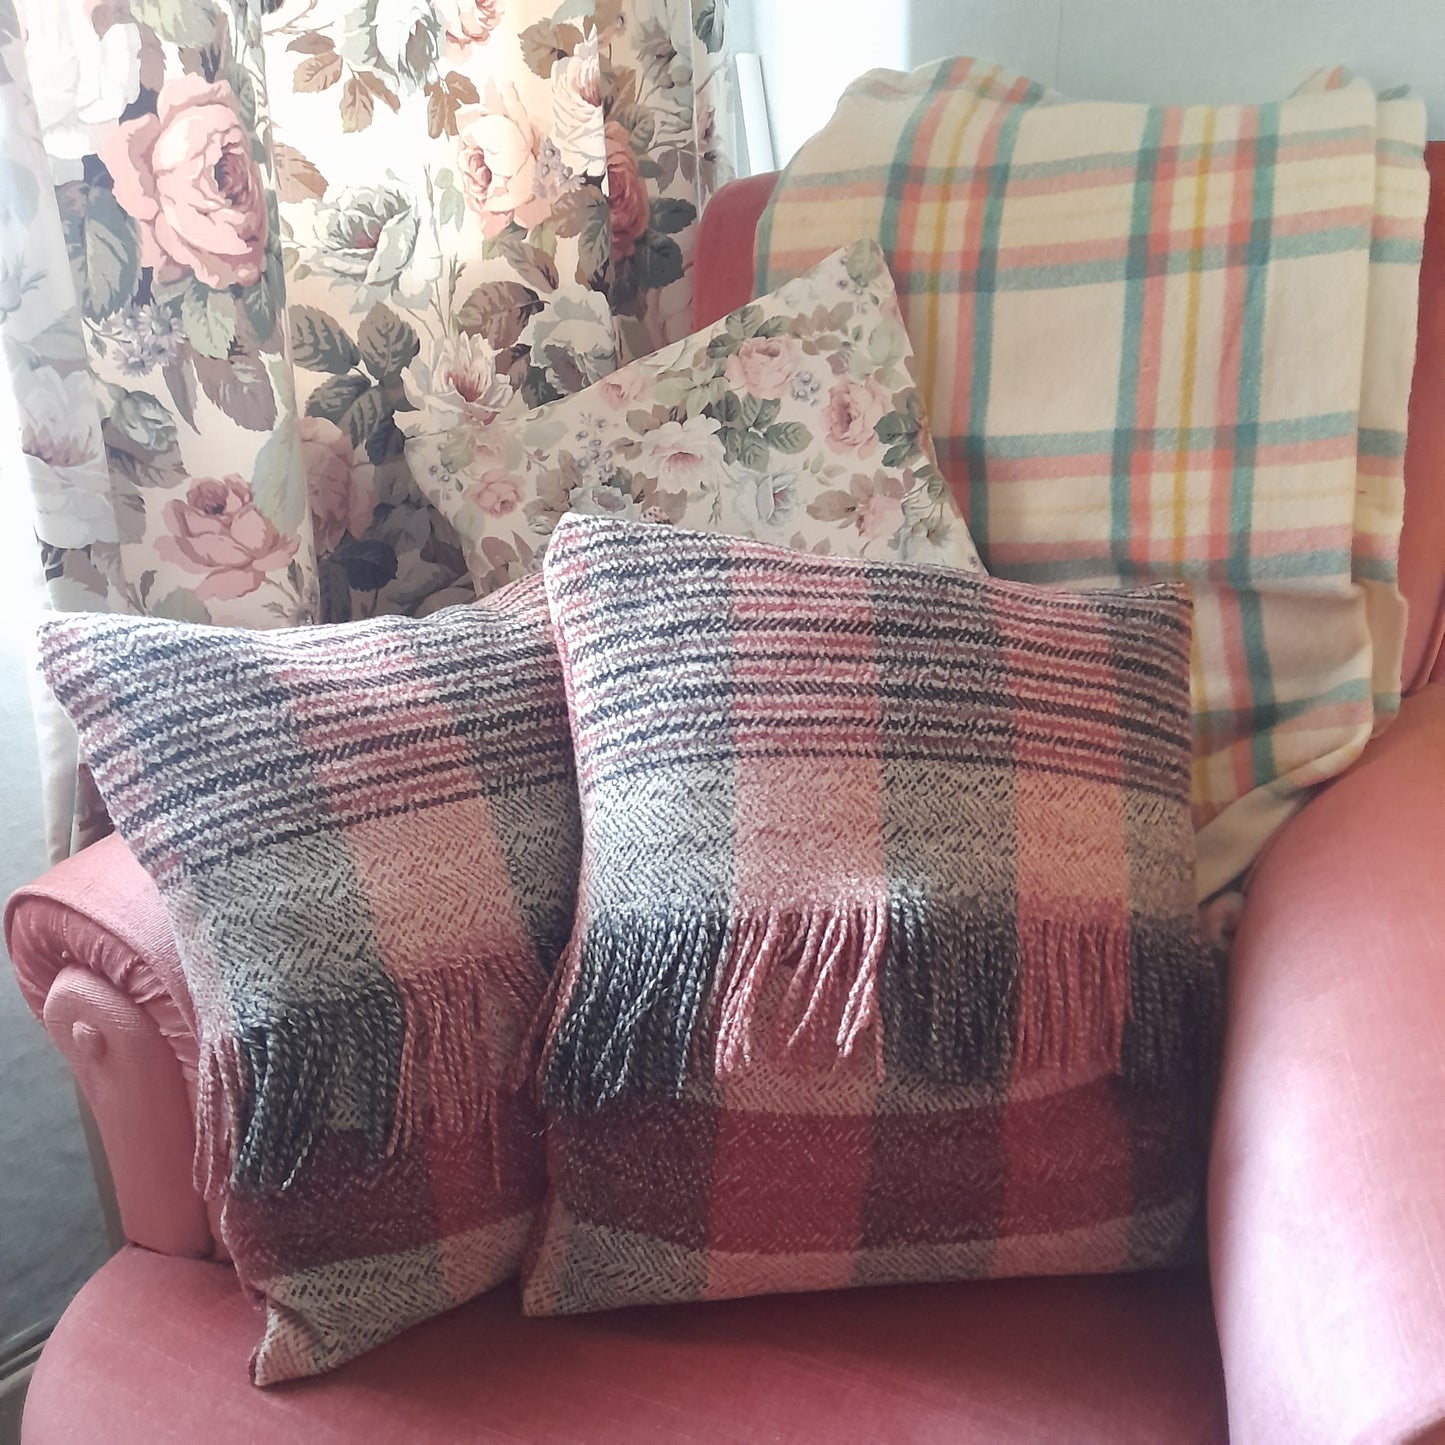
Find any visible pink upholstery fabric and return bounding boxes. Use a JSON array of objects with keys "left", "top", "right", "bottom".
[
  {"left": 5, "top": 836, "right": 220, "bottom": 1258},
  {"left": 41, "top": 970, "right": 211, "bottom": 1259},
  {"left": 6, "top": 834, "right": 195, "bottom": 1055},
  {"left": 1209, "top": 684, "right": 1445, "bottom": 1445},
  {"left": 24, "top": 1247, "right": 1225, "bottom": 1444},
  {"left": 690, "top": 171, "right": 774, "bottom": 331}
]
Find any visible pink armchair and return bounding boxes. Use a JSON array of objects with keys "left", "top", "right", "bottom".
[{"left": 8, "top": 155, "right": 1445, "bottom": 1443}]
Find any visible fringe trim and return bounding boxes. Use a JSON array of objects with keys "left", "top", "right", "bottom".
[
  {"left": 1123, "top": 920, "right": 1224, "bottom": 1091},
  {"left": 540, "top": 899, "right": 1220, "bottom": 1114},
  {"left": 195, "top": 959, "right": 543, "bottom": 1199},
  {"left": 881, "top": 902, "right": 1018, "bottom": 1087},
  {"left": 537, "top": 908, "right": 727, "bottom": 1115}
]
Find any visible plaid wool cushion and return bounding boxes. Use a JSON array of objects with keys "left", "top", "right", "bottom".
[
  {"left": 754, "top": 59, "right": 1428, "bottom": 901},
  {"left": 38, "top": 574, "right": 578, "bottom": 1384},
  {"left": 523, "top": 515, "right": 1220, "bottom": 1317}
]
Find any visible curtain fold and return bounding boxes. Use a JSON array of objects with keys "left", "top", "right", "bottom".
[
  {"left": 7, "top": 0, "right": 319, "bottom": 630},
  {"left": 1, "top": 0, "right": 733, "bottom": 849}
]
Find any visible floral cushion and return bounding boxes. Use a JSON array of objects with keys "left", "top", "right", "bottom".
[{"left": 402, "top": 242, "right": 983, "bottom": 594}]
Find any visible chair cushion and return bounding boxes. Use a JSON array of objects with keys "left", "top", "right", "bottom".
[
  {"left": 528, "top": 514, "right": 1218, "bottom": 1317},
  {"left": 37, "top": 574, "right": 578, "bottom": 1382},
  {"left": 24, "top": 1246, "right": 1226, "bottom": 1444}
]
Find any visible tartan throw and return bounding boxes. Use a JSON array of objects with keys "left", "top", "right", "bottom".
[
  {"left": 754, "top": 59, "right": 1428, "bottom": 901},
  {"left": 38, "top": 574, "right": 578, "bottom": 1384},
  {"left": 404, "top": 243, "right": 983, "bottom": 596},
  {"left": 523, "top": 514, "right": 1219, "bottom": 1316}
]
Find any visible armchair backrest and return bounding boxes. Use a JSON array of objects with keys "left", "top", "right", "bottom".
[{"left": 696, "top": 149, "right": 1445, "bottom": 692}]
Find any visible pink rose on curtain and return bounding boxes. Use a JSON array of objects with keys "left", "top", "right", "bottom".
[
  {"left": 101, "top": 75, "right": 267, "bottom": 290},
  {"left": 723, "top": 336, "right": 800, "bottom": 402},
  {"left": 300, "top": 418, "right": 377, "bottom": 555},
  {"left": 439, "top": 0, "right": 504, "bottom": 48},
  {"left": 157, "top": 476, "right": 297, "bottom": 601},
  {"left": 431, "top": 335, "right": 514, "bottom": 424},
  {"left": 823, "top": 377, "right": 890, "bottom": 457},
  {"left": 551, "top": 35, "right": 604, "bottom": 178},
  {"left": 605, "top": 120, "right": 648, "bottom": 262},
  {"left": 456, "top": 83, "right": 551, "bottom": 237},
  {"left": 398, "top": 335, "right": 516, "bottom": 438}
]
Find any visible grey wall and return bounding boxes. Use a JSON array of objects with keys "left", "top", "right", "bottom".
[{"left": 734, "top": 0, "right": 1445, "bottom": 168}]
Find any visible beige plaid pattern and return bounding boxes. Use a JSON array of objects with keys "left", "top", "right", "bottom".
[{"left": 757, "top": 62, "right": 1427, "bottom": 898}]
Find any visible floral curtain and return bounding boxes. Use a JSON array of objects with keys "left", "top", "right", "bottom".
[
  {"left": 1, "top": 0, "right": 731, "bottom": 847},
  {"left": 4, "top": 0, "right": 732, "bottom": 623},
  {"left": 269, "top": 0, "right": 733, "bottom": 619}
]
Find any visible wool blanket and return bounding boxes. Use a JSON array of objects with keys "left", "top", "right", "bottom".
[{"left": 755, "top": 60, "right": 1428, "bottom": 899}]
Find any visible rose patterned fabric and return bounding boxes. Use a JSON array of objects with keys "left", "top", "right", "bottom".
[
  {"left": 4, "top": 0, "right": 731, "bottom": 628},
  {"left": 4, "top": 0, "right": 315, "bottom": 630},
  {"left": 2, "top": 0, "right": 731, "bottom": 843},
  {"left": 407, "top": 241, "right": 984, "bottom": 595}
]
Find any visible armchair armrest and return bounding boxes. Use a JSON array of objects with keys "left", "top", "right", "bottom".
[
  {"left": 1210, "top": 684, "right": 1445, "bottom": 1445},
  {"left": 5, "top": 834, "right": 218, "bottom": 1259}
]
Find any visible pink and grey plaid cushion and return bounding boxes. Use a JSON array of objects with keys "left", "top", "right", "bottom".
[
  {"left": 38, "top": 574, "right": 578, "bottom": 1384},
  {"left": 524, "top": 514, "right": 1219, "bottom": 1317}
]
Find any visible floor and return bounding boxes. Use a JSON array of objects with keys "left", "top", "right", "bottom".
[{"left": 0, "top": 1344, "right": 37, "bottom": 1445}]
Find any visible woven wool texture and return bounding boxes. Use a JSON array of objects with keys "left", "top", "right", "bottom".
[
  {"left": 38, "top": 573, "right": 579, "bottom": 1384},
  {"left": 754, "top": 59, "right": 1428, "bottom": 901},
  {"left": 524, "top": 514, "right": 1219, "bottom": 1317}
]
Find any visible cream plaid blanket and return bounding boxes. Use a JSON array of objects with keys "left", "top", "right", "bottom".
[{"left": 755, "top": 60, "right": 1427, "bottom": 900}]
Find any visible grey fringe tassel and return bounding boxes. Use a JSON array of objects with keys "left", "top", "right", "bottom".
[
  {"left": 540, "top": 909, "right": 730, "bottom": 1114},
  {"left": 1121, "top": 919, "right": 1224, "bottom": 1090},
  {"left": 541, "top": 896, "right": 1221, "bottom": 1115},
  {"left": 200, "top": 985, "right": 403, "bottom": 1197},
  {"left": 880, "top": 897, "right": 1019, "bottom": 1087},
  {"left": 198, "top": 962, "right": 525, "bottom": 1197}
]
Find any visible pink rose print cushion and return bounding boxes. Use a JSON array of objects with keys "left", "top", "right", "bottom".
[{"left": 402, "top": 242, "right": 984, "bottom": 596}]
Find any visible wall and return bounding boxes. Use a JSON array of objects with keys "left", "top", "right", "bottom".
[{"left": 733, "top": 0, "right": 1445, "bottom": 169}]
